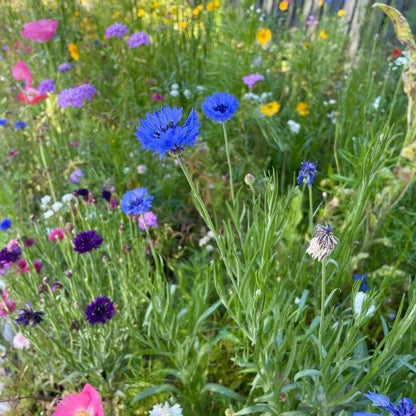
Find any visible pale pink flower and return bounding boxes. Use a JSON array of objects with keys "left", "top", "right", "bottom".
[
  {"left": 21, "top": 19, "right": 58, "bottom": 42},
  {"left": 12, "top": 331, "right": 30, "bottom": 349},
  {"left": 52, "top": 384, "right": 104, "bottom": 416},
  {"left": 138, "top": 211, "right": 158, "bottom": 230},
  {"left": 12, "top": 61, "right": 32, "bottom": 88}
]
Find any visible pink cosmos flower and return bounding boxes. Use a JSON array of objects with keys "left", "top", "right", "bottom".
[
  {"left": 13, "top": 331, "right": 30, "bottom": 349},
  {"left": 242, "top": 73, "right": 264, "bottom": 89},
  {"left": 49, "top": 228, "right": 64, "bottom": 242},
  {"left": 138, "top": 211, "right": 158, "bottom": 230},
  {"left": 0, "top": 290, "right": 16, "bottom": 317},
  {"left": 21, "top": 19, "right": 58, "bottom": 43},
  {"left": 52, "top": 384, "right": 104, "bottom": 416}
]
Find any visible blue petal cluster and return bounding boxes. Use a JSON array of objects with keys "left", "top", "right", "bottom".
[
  {"left": 354, "top": 273, "right": 369, "bottom": 292},
  {"left": 0, "top": 218, "right": 12, "bottom": 231},
  {"left": 134, "top": 106, "right": 200, "bottom": 158},
  {"left": 201, "top": 92, "right": 239, "bottom": 123},
  {"left": 354, "top": 392, "right": 416, "bottom": 416},
  {"left": 85, "top": 296, "right": 115, "bottom": 325},
  {"left": 296, "top": 160, "right": 317, "bottom": 185},
  {"left": 121, "top": 187, "right": 153, "bottom": 217}
]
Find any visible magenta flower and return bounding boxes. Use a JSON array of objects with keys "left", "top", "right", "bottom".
[
  {"left": 138, "top": 211, "right": 158, "bottom": 230},
  {"left": 0, "top": 290, "right": 16, "bottom": 317},
  {"left": 16, "top": 258, "right": 29, "bottom": 273},
  {"left": 21, "top": 19, "right": 58, "bottom": 42},
  {"left": 33, "top": 259, "right": 43, "bottom": 273},
  {"left": 242, "top": 73, "right": 264, "bottom": 89},
  {"left": 52, "top": 384, "right": 104, "bottom": 416},
  {"left": 49, "top": 228, "right": 64, "bottom": 242},
  {"left": 12, "top": 60, "right": 32, "bottom": 88},
  {"left": 152, "top": 93, "right": 165, "bottom": 101}
]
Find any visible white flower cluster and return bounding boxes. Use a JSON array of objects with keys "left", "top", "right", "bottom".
[
  {"left": 40, "top": 193, "right": 74, "bottom": 219},
  {"left": 243, "top": 91, "right": 273, "bottom": 103},
  {"left": 149, "top": 402, "right": 183, "bottom": 416},
  {"left": 169, "top": 83, "right": 203, "bottom": 99},
  {"left": 198, "top": 230, "right": 215, "bottom": 251}
]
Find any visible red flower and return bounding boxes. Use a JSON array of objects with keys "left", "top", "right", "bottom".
[
  {"left": 21, "top": 19, "right": 58, "bottom": 43},
  {"left": 17, "top": 88, "right": 47, "bottom": 105},
  {"left": 391, "top": 47, "right": 403, "bottom": 58}
]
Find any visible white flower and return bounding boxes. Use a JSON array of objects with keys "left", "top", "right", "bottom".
[
  {"left": 260, "top": 92, "right": 273, "bottom": 102},
  {"left": 306, "top": 223, "right": 338, "bottom": 262},
  {"left": 196, "top": 85, "right": 205, "bottom": 93},
  {"left": 43, "top": 209, "right": 54, "bottom": 219},
  {"left": 123, "top": 167, "right": 131, "bottom": 174},
  {"left": 170, "top": 90, "right": 179, "bottom": 97},
  {"left": 171, "top": 83, "right": 179, "bottom": 90},
  {"left": 287, "top": 120, "right": 300, "bottom": 134},
  {"left": 13, "top": 332, "right": 30, "bottom": 349},
  {"left": 61, "top": 193, "right": 74, "bottom": 203},
  {"left": 51, "top": 201, "right": 63, "bottom": 212},
  {"left": 372, "top": 96, "right": 381, "bottom": 110},
  {"left": 40, "top": 195, "right": 52, "bottom": 206},
  {"left": 149, "top": 402, "right": 183, "bottom": 416},
  {"left": 199, "top": 236, "right": 211, "bottom": 247},
  {"left": 205, "top": 244, "right": 214, "bottom": 252},
  {"left": 394, "top": 56, "right": 408, "bottom": 68},
  {"left": 353, "top": 291, "right": 376, "bottom": 317},
  {"left": 243, "top": 92, "right": 260, "bottom": 102},
  {"left": 137, "top": 164, "right": 147, "bottom": 174},
  {"left": 183, "top": 89, "right": 191, "bottom": 99}
]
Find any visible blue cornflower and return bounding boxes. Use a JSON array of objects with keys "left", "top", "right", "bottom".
[
  {"left": 58, "top": 62, "right": 73, "bottom": 73},
  {"left": 354, "top": 274, "right": 369, "bottom": 292},
  {"left": 297, "top": 160, "right": 317, "bottom": 185},
  {"left": 121, "top": 187, "right": 153, "bottom": 217},
  {"left": 0, "top": 118, "right": 7, "bottom": 126},
  {"left": 134, "top": 106, "right": 200, "bottom": 158},
  {"left": 0, "top": 218, "right": 12, "bottom": 231},
  {"left": 353, "top": 392, "right": 416, "bottom": 416},
  {"left": 105, "top": 23, "right": 129, "bottom": 39},
  {"left": 14, "top": 121, "right": 27, "bottom": 130},
  {"left": 38, "top": 79, "right": 56, "bottom": 94},
  {"left": 201, "top": 92, "right": 239, "bottom": 123}
]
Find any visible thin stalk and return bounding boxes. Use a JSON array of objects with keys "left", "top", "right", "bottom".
[
  {"left": 319, "top": 259, "right": 327, "bottom": 365},
  {"left": 222, "top": 123, "right": 235, "bottom": 205},
  {"left": 308, "top": 184, "right": 314, "bottom": 239}
]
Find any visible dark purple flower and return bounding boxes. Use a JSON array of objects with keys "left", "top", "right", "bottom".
[
  {"left": 74, "top": 188, "right": 89, "bottom": 197},
  {"left": 127, "top": 31, "right": 150, "bottom": 48},
  {"left": 296, "top": 160, "right": 317, "bottom": 186},
  {"left": 58, "top": 62, "right": 73, "bottom": 73},
  {"left": 242, "top": 73, "right": 264, "bottom": 89},
  {"left": 0, "top": 242, "right": 22, "bottom": 266},
  {"left": 73, "top": 230, "right": 103, "bottom": 254},
  {"left": 51, "top": 281, "right": 63, "bottom": 291},
  {"left": 57, "top": 84, "right": 97, "bottom": 108},
  {"left": 33, "top": 259, "right": 43, "bottom": 273},
  {"left": 105, "top": 23, "right": 129, "bottom": 38},
  {"left": 85, "top": 296, "right": 115, "bottom": 325},
  {"left": 15, "top": 304, "right": 44, "bottom": 327},
  {"left": 38, "top": 79, "right": 56, "bottom": 94},
  {"left": 101, "top": 190, "right": 111, "bottom": 201}
]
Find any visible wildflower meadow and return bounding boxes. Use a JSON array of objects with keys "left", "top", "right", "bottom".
[{"left": 1, "top": 0, "right": 416, "bottom": 415}]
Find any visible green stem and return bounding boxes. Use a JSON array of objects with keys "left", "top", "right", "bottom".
[
  {"left": 319, "top": 259, "right": 327, "bottom": 366},
  {"left": 38, "top": 142, "right": 57, "bottom": 201},
  {"left": 222, "top": 123, "right": 235, "bottom": 205},
  {"left": 308, "top": 184, "right": 314, "bottom": 239}
]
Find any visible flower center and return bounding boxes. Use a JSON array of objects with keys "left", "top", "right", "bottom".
[
  {"left": 153, "top": 121, "right": 176, "bottom": 138},
  {"left": 75, "top": 411, "right": 91, "bottom": 416},
  {"left": 213, "top": 103, "right": 227, "bottom": 113}
]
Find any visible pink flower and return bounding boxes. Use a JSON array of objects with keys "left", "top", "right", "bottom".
[
  {"left": 21, "top": 19, "right": 58, "bottom": 43},
  {"left": 52, "top": 384, "right": 104, "bottom": 416},
  {"left": 33, "top": 259, "right": 44, "bottom": 273},
  {"left": 16, "top": 258, "right": 30, "bottom": 273},
  {"left": 138, "top": 211, "right": 158, "bottom": 230},
  {"left": 13, "top": 331, "right": 30, "bottom": 349},
  {"left": 0, "top": 290, "right": 16, "bottom": 318},
  {"left": 49, "top": 228, "right": 64, "bottom": 242},
  {"left": 12, "top": 61, "right": 32, "bottom": 88},
  {"left": 152, "top": 93, "right": 165, "bottom": 101},
  {"left": 242, "top": 73, "right": 264, "bottom": 89}
]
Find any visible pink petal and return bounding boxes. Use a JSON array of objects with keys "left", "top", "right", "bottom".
[
  {"left": 82, "top": 384, "right": 104, "bottom": 416},
  {"left": 12, "top": 61, "right": 32, "bottom": 88},
  {"left": 21, "top": 19, "right": 58, "bottom": 43}
]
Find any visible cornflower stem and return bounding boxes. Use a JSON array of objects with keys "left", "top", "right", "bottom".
[
  {"left": 222, "top": 122, "right": 235, "bottom": 205},
  {"left": 308, "top": 184, "right": 314, "bottom": 239},
  {"left": 319, "top": 258, "right": 328, "bottom": 416},
  {"left": 38, "top": 141, "right": 57, "bottom": 201}
]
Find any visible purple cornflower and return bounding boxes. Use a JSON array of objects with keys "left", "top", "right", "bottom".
[
  {"left": 38, "top": 79, "right": 56, "bottom": 94},
  {"left": 57, "top": 84, "right": 97, "bottom": 108},
  {"left": 138, "top": 211, "right": 158, "bottom": 230},
  {"left": 353, "top": 274, "right": 369, "bottom": 292},
  {"left": 73, "top": 230, "right": 103, "bottom": 254},
  {"left": 69, "top": 168, "right": 85, "bottom": 184},
  {"left": 0, "top": 241, "right": 22, "bottom": 266},
  {"left": 14, "top": 121, "right": 27, "bottom": 129},
  {"left": 15, "top": 304, "right": 44, "bottom": 327},
  {"left": 353, "top": 391, "right": 416, "bottom": 416},
  {"left": 242, "top": 73, "right": 264, "bottom": 89},
  {"left": 58, "top": 62, "right": 73, "bottom": 73},
  {"left": 121, "top": 187, "right": 153, "bottom": 217},
  {"left": 101, "top": 189, "right": 111, "bottom": 201},
  {"left": 105, "top": 23, "right": 129, "bottom": 38},
  {"left": 0, "top": 218, "right": 12, "bottom": 231},
  {"left": 127, "top": 31, "right": 150, "bottom": 48},
  {"left": 296, "top": 160, "right": 317, "bottom": 185},
  {"left": 134, "top": 106, "right": 200, "bottom": 158},
  {"left": 74, "top": 188, "right": 89, "bottom": 197},
  {"left": 85, "top": 296, "right": 115, "bottom": 325},
  {"left": 201, "top": 92, "right": 239, "bottom": 123}
]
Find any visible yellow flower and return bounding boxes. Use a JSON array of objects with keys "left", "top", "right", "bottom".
[
  {"left": 260, "top": 101, "right": 281, "bottom": 117},
  {"left": 68, "top": 43, "right": 79, "bottom": 61},
  {"left": 112, "top": 11, "right": 120, "bottom": 19},
  {"left": 74, "top": 10, "right": 79, "bottom": 17},
  {"left": 256, "top": 28, "right": 272, "bottom": 47},
  {"left": 296, "top": 102, "right": 309, "bottom": 116},
  {"left": 193, "top": 4, "right": 203, "bottom": 17},
  {"left": 302, "top": 41, "right": 309, "bottom": 50},
  {"left": 319, "top": 30, "right": 328, "bottom": 39},
  {"left": 137, "top": 8, "right": 146, "bottom": 17},
  {"left": 207, "top": 1, "right": 220, "bottom": 12},
  {"left": 279, "top": 1, "right": 289, "bottom": 11},
  {"left": 318, "top": 0, "right": 324, "bottom": 6},
  {"left": 178, "top": 20, "right": 187, "bottom": 29},
  {"left": 337, "top": 9, "right": 346, "bottom": 17},
  {"left": 151, "top": 1, "right": 159, "bottom": 9}
]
